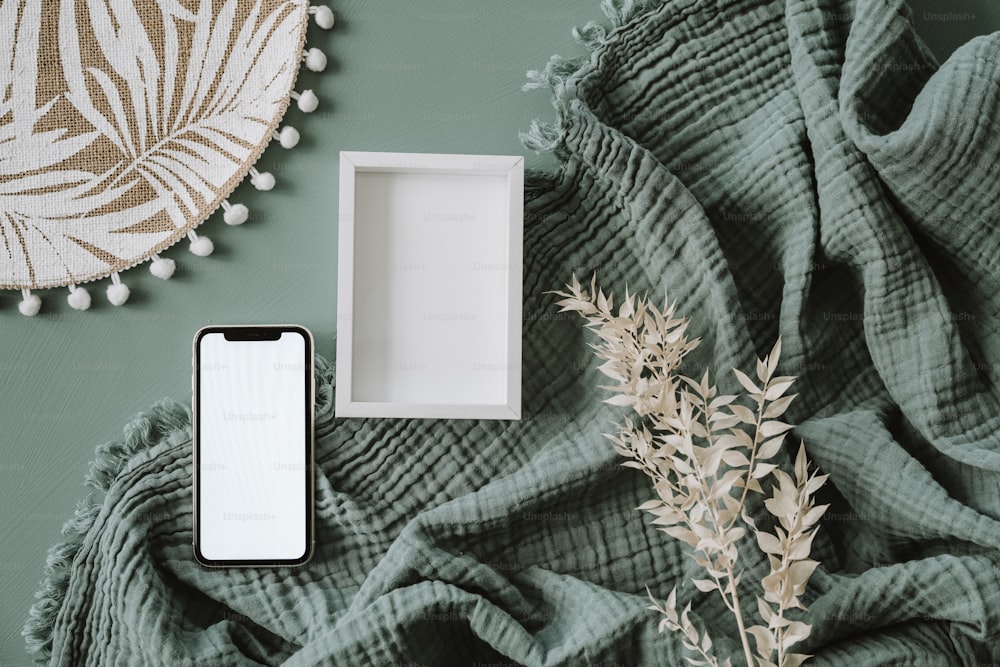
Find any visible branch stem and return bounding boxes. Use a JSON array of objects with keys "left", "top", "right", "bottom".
[
  {"left": 726, "top": 564, "right": 756, "bottom": 667},
  {"left": 732, "top": 380, "right": 769, "bottom": 528}
]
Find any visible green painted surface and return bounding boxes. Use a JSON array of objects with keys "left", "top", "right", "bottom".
[{"left": 0, "top": 1, "right": 995, "bottom": 663}]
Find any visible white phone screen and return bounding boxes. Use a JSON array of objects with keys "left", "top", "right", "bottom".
[{"left": 195, "top": 328, "right": 311, "bottom": 564}]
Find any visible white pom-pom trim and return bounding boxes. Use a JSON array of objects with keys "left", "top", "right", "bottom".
[
  {"left": 106, "top": 273, "right": 130, "bottom": 306},
  {"left": 19, "top": 288, "right": 41, "bottom": 316},
  {"left": 291, "top": 90, "right": 318, "bottom": 113},
  {"left": 188, "top": 230, "right": 214, "bottom": 257},
  {"left": 310, "top": 5, "right": 334, "bottom": 29},
  {"left": 249, "top": 167, "right": 275, "bottom": 191},
  {"left": 222, "top": 200, "right": 250, "bottom": 225},
  {"left": 303, "top": 47, "right": 327, "bottom": 72},
  {"left": 150, "top": 254, "right": 176, "bottom": 280},
  {"left": 272, "top": 126, "right": 300, "bottom": 149},
  {"left": 67, "top": 284, "right": 91, "bottom": 311}
]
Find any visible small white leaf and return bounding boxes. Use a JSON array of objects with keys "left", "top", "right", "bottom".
[
  {"left": 729, "top": 404, "right": 757, "bottom": 425},
  {"left": 733, "top": 368, "right": 761, "bottom": 395},
  {"left": 692, "top": 578, "right": 717, "bottom": 593},
  {"left": 783, "top": 653, "right": 812, "bottom": 667},
  {"left": 782, "top": 620, "right": 811, "bottom": 647},
  {"left": 709, "top": 469, "right": 743, "bottom": 501},
  {"left": 709, "top": 394, "right": 738, "bottom": 410},
  {"left": 752, "top": 463, "right": 778, "bottom": 479},
  {"left": 662, "top": 525, "right": 699, "bottom": 547},
  {"left": 802, "top": 504, "right": 827, "bottom": 527},
  {"left": 767, "top": 337, "right": 782, "bottom": 374},
  {"left": 746, "top": 625, "right": 775, "bottom": 659},
  {"left": 795, "top": 443, "right": 809, "bottom": 485},
  {"left": 596, "top": 288, "right": 609, "bottom": 314},
  {"left": 673, "top": 457, "right": 694, "bottom": 475},
  {"left": 788, "top": 559, "right": 820, "bottom": 587},
  {"left": 756, "top": 531, "right": 783, "bottom": 555},
  {"left": 619, "top": 293, "right": 634, "bottom": 318},
  {"left": 677, "top": 375, "right": 701, "bottom": 396},
  {"left": 757, "top": 356, "right": 769, "bottom": 383},
  {"left": 805, "top": 474, "right": 829, "bottom": 496},
  {"left": 773, "top": 468, "right": 796, "bottom": 494},
  {"left": 721, "top": 450, "right": 751, "bottom": 468},
  {"left": 787, "top": 530, "right": 817, "bottom": 561},
  {"left": 710, "top": 414, "right": 741, "bottom": 430},
  {"left": 603, "top": 394, "right": 635, "bottom": 407},
  {"left": 764, "top": 490, "right": 797, "bottom": 519},
  {"left": 665, "top": 586, "right": 678, "bottom": 620},
  {"left": 761, "top": 571, "right": 781, "bottom": 597},
  {"left": 723, "top": 429, "right": 754, "bottom": 450},
  {"left": 763, "top": 394, "right": 796, "bottom": 419},
  {"left": 757, "top": 437, "right": 785, "bottom": 461},
  {"left": 756, "top": 596, "right": 774, "bottom": 623},
  {"left": 726, "top": 526, "right": 746, "bottom": 543},
  {"left": 764, "top": 379, "right": 795, "bottom": 401},
  {"left": 769, "top": 614, "right": 792, "bottom": 631},
  {"left": 598, "top": 359, "right": 628, "bottom": 382},
  {"left": 760, "top": 421, "right": 794, "bottom": 438}
]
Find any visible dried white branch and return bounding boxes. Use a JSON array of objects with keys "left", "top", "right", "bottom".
[{"left": 551, "top": 275, "right": 828, "bottom": 667}]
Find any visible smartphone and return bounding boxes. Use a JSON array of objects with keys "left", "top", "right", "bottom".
[{"left": 192, "top": 325, "right": 314, "bottom": 567}]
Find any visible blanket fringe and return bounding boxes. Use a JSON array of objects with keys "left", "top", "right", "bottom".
[
  {"left": 22, "top": 353, "right": 335, "bottom": 661},
  {"left": 21, "top": 399, "right": 192, "bottom": 660},
  {"left": 520, "top": 0, "right": 668, "bottom": 156}
]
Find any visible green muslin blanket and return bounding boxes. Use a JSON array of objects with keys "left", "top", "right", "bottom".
[{"left": 25, "top": 0, "right": 1000, "bottom": 664}]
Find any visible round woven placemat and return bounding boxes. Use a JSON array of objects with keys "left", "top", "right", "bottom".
[{"left": 0, "top": 0, "right": 326, "bottom": 304}]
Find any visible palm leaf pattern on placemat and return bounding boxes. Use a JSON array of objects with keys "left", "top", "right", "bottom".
[{"left": 0, "top": 0, "right": 329, "bottom": 312}]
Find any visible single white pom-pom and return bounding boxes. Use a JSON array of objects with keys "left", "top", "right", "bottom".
[
  {"left": 312, "top": 5, "right": 334, "bottom": 29},
  {"left": 149, "top": 256, "right": 176, "bottom": 280},
  {"left": 106, "top": 282, "right": 130, "bottom": 306},
  {"left": 189, "top": 235, "right": 214, "bottom": 257},
  {"left": 250, "top": 170, "right": 275, "bottom": 191},
  {"left": 295, "top": 90, "right": 318, "bottom": 113},
  {"left": 304, "top": 47, "right": 327, "bottom": 72},
  {"left": 224, "top": 203, "right": 250, "bottom": 225},
  {"left": 275, "top": 126, "right": 300, "bottom": 149},
  {"left": 67, "top": 286, "right": 91, "bottom": 311},
  {"left": 19, "top": 291, "right": 41, "bottom": 316}
]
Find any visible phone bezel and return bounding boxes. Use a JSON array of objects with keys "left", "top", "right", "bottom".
[{"left": 192, "top": 324, "right": 315, "bottom": 567}]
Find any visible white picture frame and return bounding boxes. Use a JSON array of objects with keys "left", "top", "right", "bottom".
[{"left": 336, "top": 151, "right": 523, "bottom": 420}]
